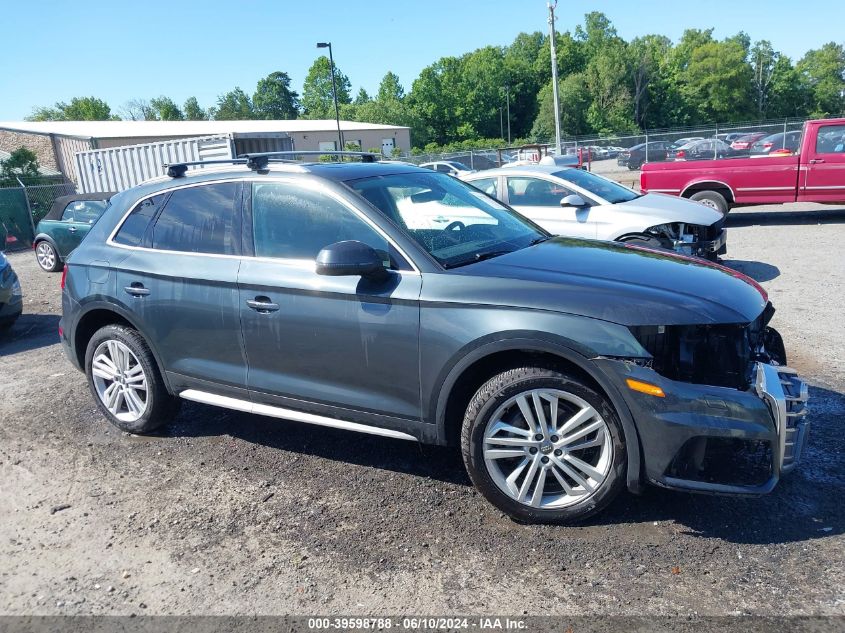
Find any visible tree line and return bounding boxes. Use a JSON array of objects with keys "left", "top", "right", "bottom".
[{"left": 25, "top": 12, "right": 845, "bottom": 152}]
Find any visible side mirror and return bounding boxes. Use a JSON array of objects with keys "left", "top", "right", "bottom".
[
  {"left": 560, "top": 194, "right": 587, "bottom": 208},
  {"left": 316, "top": 240, "right": 388, "bottom": 280}
]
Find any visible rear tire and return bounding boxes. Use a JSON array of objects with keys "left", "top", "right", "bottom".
[
  {"left": 689, "top": 190, "right": 729, "bottom": 215},
  {"left": 461, "top": 366, "right": 626, "bottom": 524},
  {"left": 34, "top": 241, "right": 61, "bottom": 272},
  {"left": 84, "top": 325, "right": 180, "bottom": 434},
  {"left": 627, "top": 162, "right": 641, "bottom": 171}
]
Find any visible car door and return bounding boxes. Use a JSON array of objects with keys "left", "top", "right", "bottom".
[
  {"left": 801, "top": 123, "right": 845, "bottom": 203},
  {"left": 58, "top": 199, "right": 108, "bottom": 257},
  {"left": 504, "top": 175, "right": 596, "bottom": 238},
  {"left": 238, "top": 179, "right": 422, "bottom": 427},
  {"left": 109, "top": 182, "right": 247, "bottom": 395},
  {"left": 51, "top": 202, "right": 83, "bottom": 257}
]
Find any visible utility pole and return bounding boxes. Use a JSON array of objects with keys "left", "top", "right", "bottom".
[
  {"left": 548, "top": 1, "right": 562, "bottom": 155},
  {"left": 505, "top": 84, "right": 511, "bottom": 145}
]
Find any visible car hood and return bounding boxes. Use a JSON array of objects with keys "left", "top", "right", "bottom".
[
  {"left": 612, "top": 193, "right": 723, "bottom": 226},
  {"left": 447, "top": 237, "right": 767, "bottom": 326}
]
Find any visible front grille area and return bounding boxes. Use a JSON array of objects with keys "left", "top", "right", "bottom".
[
  {"left": 777, "top": 367, "right": 810, "bottom": 471},
  {"left": 629, "top": 306, "right": 782, "bottom": 390}
]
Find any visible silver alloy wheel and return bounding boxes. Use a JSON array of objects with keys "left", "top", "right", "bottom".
[
  {"left": 36, "top": 242, "right": 56, "bottom": 270},
  {"left": 698, "top": 198, "right": 720, "bottom": 211},
  {"left": 483, "top": 388, "right": 613, "bottom": 509},
  {"left": 91, "top": 340, "right": 148, "bottom": 423}
]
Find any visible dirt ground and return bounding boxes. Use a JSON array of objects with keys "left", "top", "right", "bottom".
[{"left": 1, "top": 209, "right": 843, "bottom": 617}]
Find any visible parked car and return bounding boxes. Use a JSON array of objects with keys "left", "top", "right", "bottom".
[
  {"left": 0, "top": 250, "right": 23, "bottom": 332},
  {"left": 33, "top": 193, "right": 114, "bottom": 272},
  {"left": 462, "top": 165, "right": 726, "bottom": 260},
  {"left": 419, "top": 161, "right": 475, "bottom": 177},
  {"left": 60, "top": 153, "right": 808, "bottom": 524},
  {"left": 718, "top": 132, "right": 751, "bottom": 143},
  {"left": 750, "top": 130, "right": 802, "bottom": 156},
  {"left": 730, "top": 132, "right": 768, "bottom": 153},
  {"left": 617, "top": 141, "right": 673, "bottom": 170},
  {"left": 668, "top": 139, "right": 735, "bottom": 161},
  {"left": 641, "top": 118, "right": 845, "bottom": 214},
  {"left": 668, "top": 137, "right": 704, "bottom": 149}
]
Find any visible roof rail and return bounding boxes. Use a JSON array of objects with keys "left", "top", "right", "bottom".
[
  {"left": 240, "top": 150, "right": 379, "bottom": 170},
  {"left": 163, "top": 159, "right": 248, "bottom": 178}
]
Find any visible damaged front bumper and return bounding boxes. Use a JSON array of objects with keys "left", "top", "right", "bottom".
[
  {"left": 671, "top": 228, "right": 727, "bottom": 258},
  {"left": 595, "top": 358, "right": 810, "bottom": 495}
]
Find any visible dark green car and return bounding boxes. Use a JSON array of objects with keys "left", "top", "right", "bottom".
[{"left": 33, "top": 193, "right": 114, "bottom": 272}]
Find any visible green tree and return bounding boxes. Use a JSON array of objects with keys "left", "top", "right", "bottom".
[
  {"left": 213, "top": 88, "right": 255, "bottom": 120},
  {"left": 183, "top": 97, "right": 209, "bottom": 121},
  {"left": 531, "top": 74, "right": 591, "bottom": 140},
  {"left": 584, "top": 42, "right": 637, "bottom": 133},
  {"left": 253, "top": 71, "right": 300, "bottom": 119},
  {"left": 750, "top": 40, "right": 779, "bottom": 117},
  {"left": 768, "top": 56, "right": 811, "bottom": 118},
  {"left": 27, "top": 96, "right": 115, "bottom": 121},
  {"left": 301, "top": 56, "right": 352, "bottom": 119},
  {"left": 0, "top": 147, "right": 40, "bottom": 185},
  {"left": 353, "top": 88, "right": 371, "bottom": 105},
  {"left": 409, "top": 57, "right": 463, "bottom": 145},
  {"left": 797, "top": 43, "right": 845, "bottom": 117},
  {"left": 628, "top": 35, "right": 671, "bottom": 128},
  {"left": 682, "top": 39, "right": 754, "bottom": 122},
  {"left": 149, "top": 96, "right": 184, "bottom": 121}
]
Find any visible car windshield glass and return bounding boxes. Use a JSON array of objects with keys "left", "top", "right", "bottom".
[
  {"left": 349, "top": 172, "right": 547, "bottom": 269},
  {"left": 552, "top": 169, "right": 640, "bottom": 204}
]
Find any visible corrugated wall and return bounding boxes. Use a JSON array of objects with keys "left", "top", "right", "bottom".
[
  {"left": 233, "top": 136, "right": 293, "bottom": 155},
  {"left": 53, "top": 136, "right": 94, "bottom": 183},
  {"left": 73, "top": 135, "right": 235, "bottom": 193}
]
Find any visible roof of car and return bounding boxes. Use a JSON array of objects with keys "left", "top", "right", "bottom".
[
  {"left": 45, "top": 192, "right": 115, "bottom": 221},
  {"left": 463, "top": 165, "right": 567, "bottom": 178}
]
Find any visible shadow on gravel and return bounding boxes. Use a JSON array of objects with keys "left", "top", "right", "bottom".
[
  {"left": 722, "top": 259, "right": 780, "bottom": 282},
  {"left": 168, "top": 401, "right": 472, "bottom": 487},
  {"left": 0, "top": 313, "right": 60, "bottom": 356},
  {"left": 727, "top": 208, "right": 845, "bottom": 227},
  {"left": 164, "top": 383, "right": 843, "bottom": 545}
]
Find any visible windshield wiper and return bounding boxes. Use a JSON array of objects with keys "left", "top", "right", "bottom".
[{"left": 529, "top": 235, "right": 552, "bottom": 246}]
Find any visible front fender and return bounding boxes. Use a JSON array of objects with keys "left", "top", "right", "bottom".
[{"left": 430, "top": 333, "right": 645, "bottom": 494}]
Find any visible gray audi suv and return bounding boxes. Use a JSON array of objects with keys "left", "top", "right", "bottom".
[{"left": 59, "top": 154, "right": 809, "bottom": 524}]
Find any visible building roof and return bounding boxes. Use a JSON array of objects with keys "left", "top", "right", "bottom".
[{"left": 0, "top": 119, "right": 409, "bottom": 139}]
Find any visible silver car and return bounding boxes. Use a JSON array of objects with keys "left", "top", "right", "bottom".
[{"left": 463, "top": 165, "right": 727, "bottom": 260}]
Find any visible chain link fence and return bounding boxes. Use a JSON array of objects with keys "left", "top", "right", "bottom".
[
  {"left": 401, "top": 116, "right": 817, "bottom": 170},
  {"left": 0, "top": 179, "right": 76, "bottom": 251}
]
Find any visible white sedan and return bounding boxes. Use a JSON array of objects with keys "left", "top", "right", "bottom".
[{"left": 462, "top": 165, "right": 726, "bottom": 260}]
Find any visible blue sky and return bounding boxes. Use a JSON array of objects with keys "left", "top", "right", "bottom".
[{"left": 1, "top": 0, "right": 841, "bottom": 120}]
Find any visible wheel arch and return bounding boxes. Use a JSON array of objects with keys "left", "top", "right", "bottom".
[
  {"left": 680, "top": 180, "right": 735, "bottom": 204},
  {"left": 34, "top": 233, "right": 61, "bottom": 254},
  {"left": 434, "top": 336, "right": 644, "bottom": 493},
  {"left": 72, "top": 302, "right": 173, "bottom": 393}
]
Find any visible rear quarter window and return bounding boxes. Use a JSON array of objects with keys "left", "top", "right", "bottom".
[{"left": 113, "top": 194, "right": 167, "bottom": 247}]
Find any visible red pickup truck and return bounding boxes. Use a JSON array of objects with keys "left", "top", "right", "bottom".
[{"left": 640, "top": 118, "right": 845, "bottom": 214}]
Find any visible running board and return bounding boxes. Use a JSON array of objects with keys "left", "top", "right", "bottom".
[{"left": 179, "top": 389, "right": 418, "bottom": 442}]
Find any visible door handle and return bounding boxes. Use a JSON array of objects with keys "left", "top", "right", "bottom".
[
  {"left": 68, "top": 226, "right": 78, "bottom": 233},
  {"left": 246, "top": 297, "right": 280, "bottom": 313},
  {"left": 124, "top": 283, "right": 150, "bottom": 297},
  {"left": 809, "top": 158, "right": 825, "bottom": 164}
]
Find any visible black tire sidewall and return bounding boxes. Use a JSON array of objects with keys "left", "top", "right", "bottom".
[
  {"left": 462, "top": 368, "right": 627, "bottom": 524},
  {"left": 690, "top": 191, "right": 728, "bottom": 215},
  {"left": 84, "top": 325, "right": 175, "bottom": 434}
]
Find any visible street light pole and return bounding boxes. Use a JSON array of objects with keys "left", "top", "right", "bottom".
[
  {"left": 548, "top": 1, "right": 562, "bottom": 155},
  {"left": 317, "top": 41, "right": 344, "bottom": 151}
]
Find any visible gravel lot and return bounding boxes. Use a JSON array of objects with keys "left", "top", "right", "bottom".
[{"left": 1, "top": 209, "right": 843, "bottom": 617}]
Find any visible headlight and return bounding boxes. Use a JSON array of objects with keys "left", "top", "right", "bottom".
[{"left": 11, "top": 279, "right": 22, "bottom": 296}]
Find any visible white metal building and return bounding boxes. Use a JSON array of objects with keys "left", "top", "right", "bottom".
[{"left": 0, "top": 120, "right": 412, "bottom": 186}]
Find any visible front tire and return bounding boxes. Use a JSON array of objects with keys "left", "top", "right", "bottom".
[
  {"left": 84, "top": 325, "right": 179, "bottom": 434},
  {"left": 35, "top": 241, "right": 61, "bottom": 272},
  {"left": 461, "top": 367, "right": 626, "bottom": 524}
]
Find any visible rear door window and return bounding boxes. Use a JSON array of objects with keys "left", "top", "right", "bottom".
[{"left": 150, "top": 183, "right": 240, "bottom": 255}]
